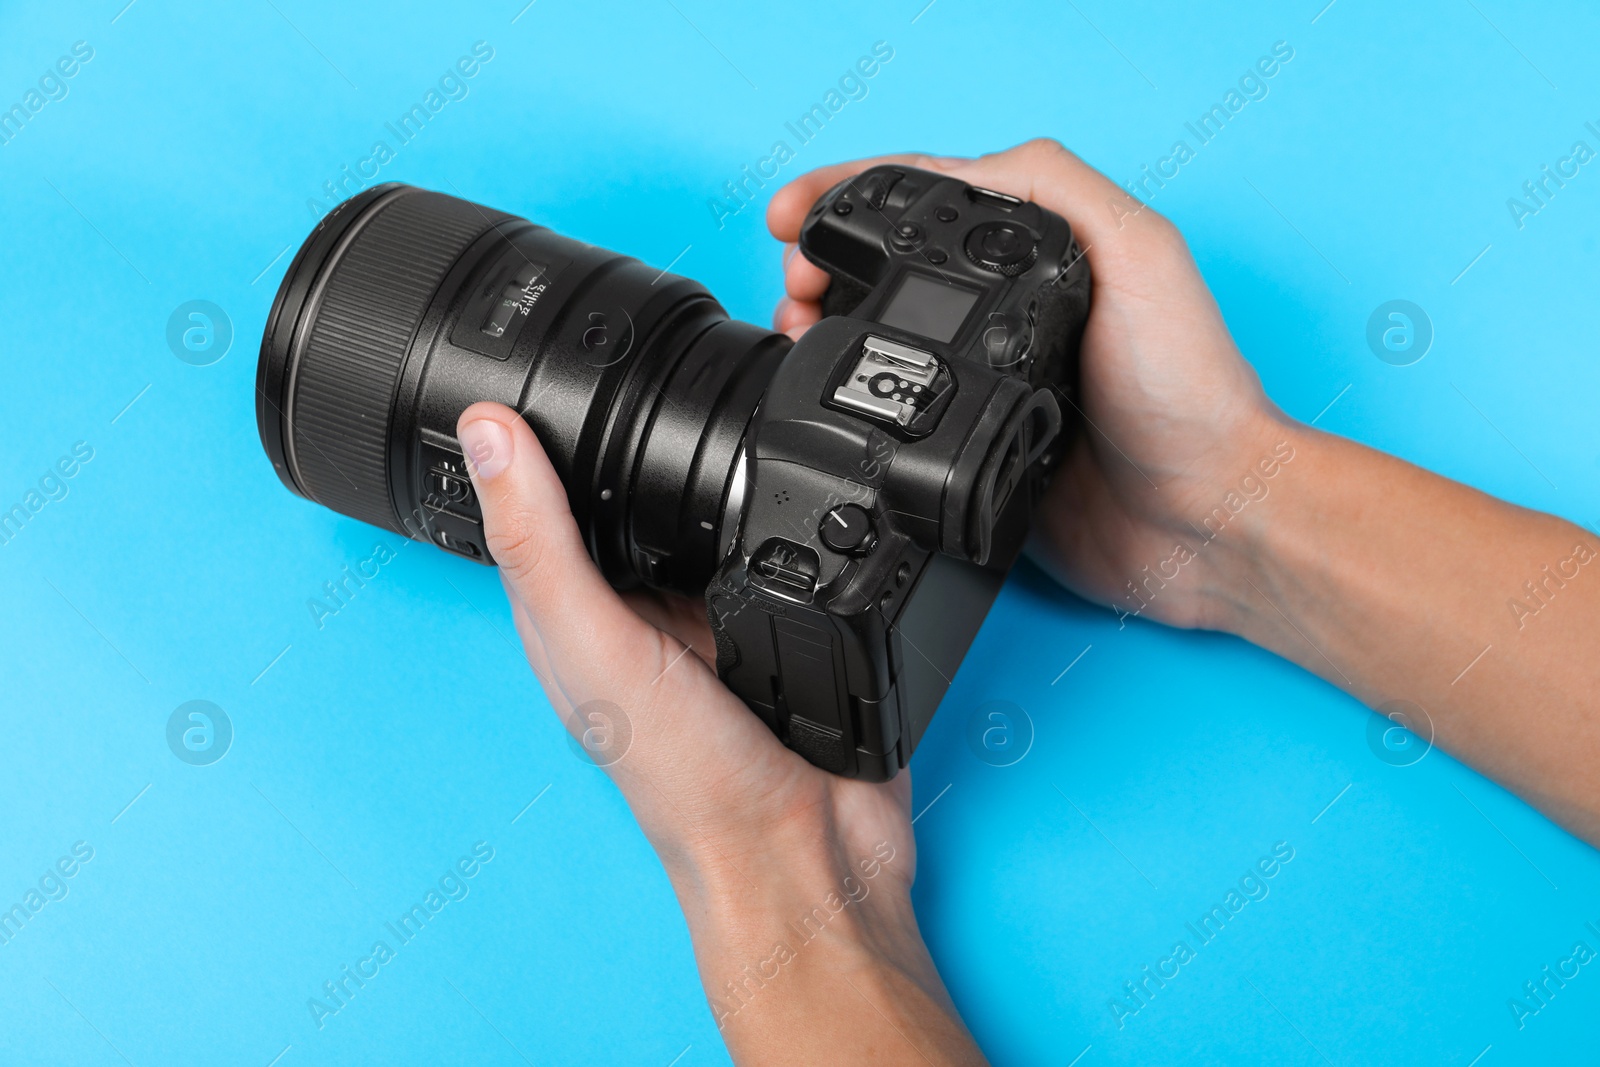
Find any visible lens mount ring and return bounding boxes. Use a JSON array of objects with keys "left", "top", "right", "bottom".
[{"left": 717, "top": 432, "right": 751, "bottom": 563}]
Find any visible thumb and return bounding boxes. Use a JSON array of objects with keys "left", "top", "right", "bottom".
[
  {"left": 457, "top": 403, "right": 780, "bottom": 806},
  {"left": 455, "top": 402, "right": 667, "bottom": 706}
]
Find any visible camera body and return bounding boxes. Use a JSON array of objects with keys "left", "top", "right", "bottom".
[{"left": 707, "top": 166, "right": 1089, "bottom": 779}]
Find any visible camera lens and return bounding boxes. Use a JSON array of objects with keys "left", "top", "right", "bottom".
[{"left": 257, "top": 184, "right": 791, "bottom": 594}]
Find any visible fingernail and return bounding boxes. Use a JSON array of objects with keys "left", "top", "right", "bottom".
[
  {"left": 782, "top": 243, "right": 798, "bottom": 267},
  {"left": 460, "top": 419, "right": 513, "bottom": 480}
]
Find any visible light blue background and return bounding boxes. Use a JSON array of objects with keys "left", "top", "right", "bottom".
[{"left": 1, "top": 1, "right": 1597, "bottom": 1064}]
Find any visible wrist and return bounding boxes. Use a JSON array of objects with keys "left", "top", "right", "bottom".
[
  {"left": 676, "top": 829, "right": 941, "bottom": 1028},
  {"left": 1174, "top": 415, "right": 1321, "bottom": 635},
  {"left": 672, "top": 819, "right": 916, "bottom": 957}
]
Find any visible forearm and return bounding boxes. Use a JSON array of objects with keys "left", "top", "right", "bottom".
[
  {"left": 666, "top": 833, "right": 986, "bottom": 1066},
  {"left": 1207, "top": 420, "right": 1600, "bottom": 841}
]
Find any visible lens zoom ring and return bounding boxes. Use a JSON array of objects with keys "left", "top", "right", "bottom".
[{"left": 289, "top": 191, "right": 503, "bottom": 531}]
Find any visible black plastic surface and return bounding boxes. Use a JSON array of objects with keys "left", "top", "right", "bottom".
[{"left": 255, "top": 166, "right": 1090, "bottom": 780}]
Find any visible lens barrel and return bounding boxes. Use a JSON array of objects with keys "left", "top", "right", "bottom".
[
  {"left": 258, "top": 185, "right": 506, "bottom": 532},
  {"left": 257, "top": 184, "right": 790, "bottom": 594}
]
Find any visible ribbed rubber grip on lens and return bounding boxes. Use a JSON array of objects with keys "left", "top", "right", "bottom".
[{"left": 286, "top": 189, "right": 506, "bottom": 532}]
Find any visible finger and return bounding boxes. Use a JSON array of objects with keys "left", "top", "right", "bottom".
[
  {"left": 774, "top": 298, "right": 820, "bottom": 337},
  {"left": 463, "top": 409, "right": 813, "bottom": 832},
  {"left": 784, "top": 250, "right": 833, "bottom": 302},
  {"left": 929, "top": 139, "right": 1167, "bottom": 252},
  {"left": 457, "top": 402, "right": 667, "bottom": 698},
  {"left": 766, "top": 152, "right": 945, "bottom": 242},
  {"left": 619, "top": 589, "right": 717, "bottom": 669},
  {"left": 769, "top": 140, "right": 1161, "bottom": 277},
  {"left": 499, "top": 574, "right": 565, "bottom": 708},
  {"left": 778, "top": 250, "right": 833, "bottom": 341}
]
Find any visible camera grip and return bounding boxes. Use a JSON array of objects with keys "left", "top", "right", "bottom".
[
  {"left": 819, "top": 272, "right": 873, "bottom": 320},
  {"left": 706, "top": 572, "right": 903, "bottom": 781}
]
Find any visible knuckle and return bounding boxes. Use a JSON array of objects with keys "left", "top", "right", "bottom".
[
  {"left": 1017, "top": 136, "right": 1072, "bottom": 164},
  {"left": 1105, "top": 196, "right": 1187, "bottom": 258},
  {"left": 485, "top": 504, "right": 550, "bottom": 590},
  {"left": 1143, "top": 211, "right": 1190, "bottom": 254}
]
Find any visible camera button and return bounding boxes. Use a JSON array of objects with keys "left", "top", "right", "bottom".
[
  {"left": 429, "top": 469, "right": 473, "bottom": 507},
  {"left": 857, "top": 169, "right": 904, "bottom": 209},
  {"left": 437, "top": 531, "right": 482, "bottom": 560},
  {"left": 820, "top": 504, "right": 874, "bottom": 554},
  {"left": 925, "top": 249, "right": 947, "bottom": 265},
  {"left": 965, "top": 221, "right": 1038, "bottom": 275},
  {"left": 888, "top": 222, "right": 925, "bottom": 255},
  {"left": 936, "top": 205, "right": 959, "bottom": 222}
]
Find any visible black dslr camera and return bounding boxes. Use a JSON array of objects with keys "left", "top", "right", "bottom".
[{"left": 257, "top": 166, "right": 1089, "bottom": 780}]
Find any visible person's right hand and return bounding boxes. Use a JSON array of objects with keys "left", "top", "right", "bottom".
[
  {"left": 778, "top": 142, "right": 1600, "bottom": 848},
  {"left": 768, "top": 139, "right": 1291, "bottom": 630},
  {"left": 455, "top": 402, "right": 988, "bottom": 1065}
]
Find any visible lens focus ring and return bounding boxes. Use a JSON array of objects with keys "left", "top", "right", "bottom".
[{"left": 279, "top": 188, "right": 505, "bottom": 532}]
